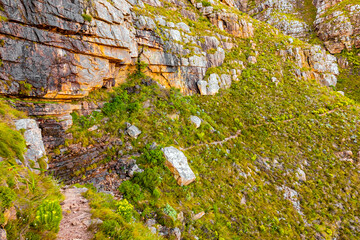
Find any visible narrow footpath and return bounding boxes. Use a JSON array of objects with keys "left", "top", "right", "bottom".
[{"left": 57, "top": 187, "right": 93, "bottom": 240}]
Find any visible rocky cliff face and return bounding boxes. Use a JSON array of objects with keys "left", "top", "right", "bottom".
[
  {"left": 0, "top": 0, "right": 341, "bottom": 170},
  {"left": 0, "top": 0, "right": 137, "bottom": 99},
  {"left": 245, "top": 0, "right": 313, "bottom": 40},
  {"left": 314, "top": 0, "right": 360, "bottom": 53},
  {"left": 0, "top": 0, "right": 342, "bottom": 102},
  {"left": 241, "top": 0, "right": 360, "bottom": 54}
]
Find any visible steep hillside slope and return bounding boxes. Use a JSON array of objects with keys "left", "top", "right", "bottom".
[{"left": 0, "top": 0, "right": 359, "bottom": 239}]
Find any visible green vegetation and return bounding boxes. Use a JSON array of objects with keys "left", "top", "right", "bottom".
[
  {"left": 82, "top": 13, "right": 93, "bottom": 22},
  {"left": 81, "top": 186, "right": 163, "bottom": 240},
  {"left": 201, "top": 0, "right": 211, "bottom": 7},
  {"left": 116, "top": 199, "right": 134, "bottom": 223},
  {"left": 18, "top": 81, "right": 33, "bottom": 96},
  {"left": 0, "top": 161, "right": 63, "bottom": 239},
  {"left": 33, "top": 200, "right": 62, "bottom": 232},
  {"left": 0, "top": 100, "right": 63, "bottom": 239},
  {"left": 336, "top": 48, "right": 360, "bottom": 102},
  {"left": 0, "top": 99, "right": 26, "bottom": 162},
  {"left": 68, "top": 43, "right": 360, "bottom": 238}
]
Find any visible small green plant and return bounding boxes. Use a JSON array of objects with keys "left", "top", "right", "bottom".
[
  {"left": 81, "top": 13, "right": 93, "bottom": 22},
  {"left": 118, "top": 180, "right": 144, "bottom": 202},
  {"left": 201, "top": 0, "right": 211, "bottom": 7},
  {"left": 0, "top": 185, "right": 16, "bottom": 209},
  {"left": 138, "top": 144, "right": 166, "bottom": 167},
  {"left": 0, "top": 186, "right": 16, "bottom": 225},
  {"left": 116, "top": 199, "right": 133, "bottom": 222},
  {"left": 163, "top": 203, "right": 177, "bottom": 220},
  {"left": 133, "top": 168, "right": 162, "bottom": 192},
  {"left": 33, "top": 200, "right": 62, "bottom": 232}
]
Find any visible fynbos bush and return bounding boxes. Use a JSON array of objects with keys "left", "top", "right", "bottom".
[
  {"left": 116, "top": 199, "right": 133, "bottom": 223},
  {"left": 33, "top": 200, "right": 62, "bottom": 232}
]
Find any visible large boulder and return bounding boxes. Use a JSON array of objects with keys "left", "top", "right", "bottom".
[
  {"left": 15, "top": 119, "right": 48, "bottom": 172},
  {"left": 162, "top": 146, "right": 196, "bottom": 186},
  {"left": 197, "top": 73, "right": 232, "bottom": 96}
]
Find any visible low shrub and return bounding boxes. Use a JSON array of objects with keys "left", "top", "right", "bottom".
[
  {"left": 33, "top": 200, "right": 62, "bottom": 232},
  {"left": 116, "top": 199, "right": 134, "bottom": 223},
  {"left": 0, "top": 186, "right": 16, "bottom": 209},
  {"left": 81, "top": 13, "right": 92, "bottom": 22},
  {"left": 118, "top": 181, "right": 144, "bottom": 203},
  {"left": 133, "top": 168, "right": 162, "bottom": 192},
  {"left": 138, "top": 145, "right": 166, "bottom": 167}
]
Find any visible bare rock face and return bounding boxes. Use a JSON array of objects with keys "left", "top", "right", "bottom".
[
  {"left": 207, "top": 12, "right": 254, "bottom": 38},
  {"left": 279, "top": 44, "right": 339, "bottom": 86},
  {"left": 162, "top": 146, "right": 196, "bottom": 186},
  {"left": 0, "top": 0, "right": 137, "bottom": 99},
  {"left": 198, "top": 73, "right": 232, "bottom": 95},
  {"left": 0, "top": 0, "right": 252, "bottom": 98},
  {"left": 243, "top": 0, "right": 311, "bottom": 40},
  {"left": 15, "top": 119, "right": 48, "bottom": 172},
  {"left": 314, "top": 0, "right": 360, "bottom": 53}
]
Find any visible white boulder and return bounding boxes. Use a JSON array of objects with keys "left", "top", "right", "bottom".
[{"left": 162, "top": 147, "right": 196, "bottom": 186}]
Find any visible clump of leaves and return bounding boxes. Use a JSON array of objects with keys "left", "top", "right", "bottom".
[
  {"left": 33, "top": 200, "right": 62, "bottom": 232},
  {"left": 133, "top": 168, "right": 162, "bottom": 192},
  {"left": 137, "top": 144, "right": 166, "bottom": 167},
  {"left": 163, "top": 203, "right": 177, "bottom": 220},
  {"left": 81, "top": 13, "right": 92, "bottom": 22},
  {"left": 116, "top": 199, "right": 134, "bottom": 223},
  {"left": 118, "top": 181, "right": 144, "bottom": 203}
]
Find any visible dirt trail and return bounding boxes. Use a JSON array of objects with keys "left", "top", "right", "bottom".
[
  {"left": 180, "top": 108, "right": 340, "bottom": 151},
  {"left": 57, "top": 187, "right": 93, "bottom": 240}
]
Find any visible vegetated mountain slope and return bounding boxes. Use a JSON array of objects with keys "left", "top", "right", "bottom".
[
  {"left": 0, "top": 0, "right": 359, "bottom": 239},
  {"left": 63, "top": 47, "right": 360, "bottom": 239}
]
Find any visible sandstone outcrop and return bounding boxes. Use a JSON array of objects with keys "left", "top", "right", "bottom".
[
  {"left": 15, "top": 119, "right": 48, "bottom": 172},
  {"left": 314, "top": 0, "right": 360, "bottom": 53},
  {"left": 0, "top": 0, "right": 238, "bottom": 98},
  {"left": 243, "top": 0, "right": 311, "bottom": 40},
  {"left": 279, "top": 44, "right": 339, "bottom": 86}
]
